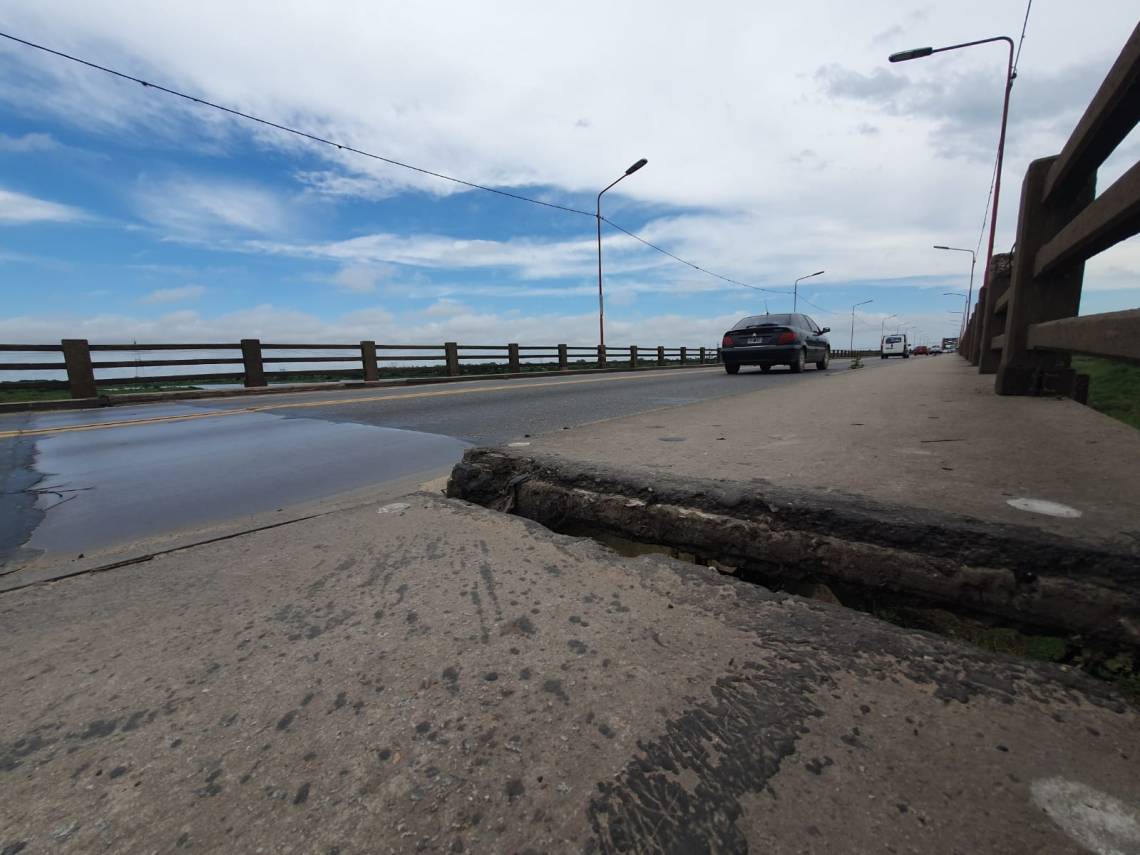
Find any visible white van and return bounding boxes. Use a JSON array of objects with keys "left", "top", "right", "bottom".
[{"left": 881, "top": 334, "right": 909, "bottom": 359}]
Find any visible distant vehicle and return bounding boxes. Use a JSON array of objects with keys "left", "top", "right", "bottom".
[
  {"left": 720, "top": 313, "right": 831, "bottom": 374},
  {"left": 929, "top": 346, "right": 943, "bottom": 355},
  {"left": 941, "top": 337, "right": 959, "bottom": 352},
  {"left": 881, "top": 334, "right": 909, "bottom": 359},
  {"left": 913, "top": 345, "right": 929, "bottom": 355}
]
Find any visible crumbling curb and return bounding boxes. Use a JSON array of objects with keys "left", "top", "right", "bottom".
[{"left": 447, "top": 448, "right": 1140, "bottom": 646}]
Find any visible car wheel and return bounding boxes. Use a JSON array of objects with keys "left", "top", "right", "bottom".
[
  {"left": 724, "top": 363, "right": 740, "bottom": 374},
  {"left": 816, "top": 349, "right": 830, "bottom": 370},
  {"left": 759, "top": 365, "right": 771, "bottom": 374},
  {"left": 903, "top": 353, "right": 910, "bottom": 359},
  {"left": 789, "top": 349, "right": 805, "bottom": 373},
  {"left": 880, "top": 354, "right": 886, "bottom": 359}
]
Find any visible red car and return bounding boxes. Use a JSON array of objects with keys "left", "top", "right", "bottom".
[{"left": 913, "top": 345, "right": 929, "bottom": 355}]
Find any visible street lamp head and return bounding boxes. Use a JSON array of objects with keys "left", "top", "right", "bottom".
[
  {"left": 933, "top": 245, "right": 950, "bottom": 250},
  {"left": 812, "top": 270, "right": 824, "bottom": 277},
  {"left": 625, "top": 158, "right": 648, "bottom": 175},
  {"left": 889, "top": 47, "right": 933, "bottom": 62}
]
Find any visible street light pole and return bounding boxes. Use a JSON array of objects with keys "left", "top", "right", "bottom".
[
  {"left": 934, "top": 245, "right": 977, "bottom": 341},
  {"left": 881, "top": 313, "right": 898, "bottom": 343},
  {"left": 793, "top": 270, "right": 824, "bottom": 312},
  {"left": 892, "top": 37, "right": 1014, "bottom": 368},
  {"left": 850, "top": 299, "right": 873, "bottom": 353},
  {"left": 596, "top": 158, "right": 648, "bottom": 348}
]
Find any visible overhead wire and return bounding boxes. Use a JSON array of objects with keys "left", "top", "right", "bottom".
[
  {"left": 973, "top": 0, "right": 1033, "bottom": 259},
  {"left": 794, "top": 295, "right": 838, "bottom": 316},
  {"left": 600, "top": 218, "right": 791, "bottom": 294},
  {"left": 0, "top": 30, "right": 790, "bottom": 299}
]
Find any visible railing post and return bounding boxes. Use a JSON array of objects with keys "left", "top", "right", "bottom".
[
  {"left": 969, "top": 289, "right": 986, "bottom": 366},
  {"left": 995, "top": 156, "right": 1096, "bottom": 395},
  {"left": 444, "top": 342, "right": 460, "bottom": 376},
  {"left": 657, "top": 346, "right": 665, "bottom": 367},
  {"left": 557, "top": 344, "right": 568, "bottom": 370},
  {"left": 60, "top": 338, "right": 97, "bottom": 399},
  {"left": 699, "top": 346, "right": 706, "bottom": 364},
  {"left": 241, "top": 338, "right": 265, "bottom": 388},
  {"left": 508, "top": 343, "right": 520, "bottom": 373},
  {"left": 629, "top": 345, "right": 638, "bottom": 368},
  {"left": 977, "top": 254, "right": 1013, "bottom": 374},
  {"left": 679, "top": 347, "right": 687, "bottom": 365},
  {"left": 596, "top": 344, "right": 606, "bottom": 367},
  {"left": 360, "top": 340, "right": 379, "bottom": 381}
]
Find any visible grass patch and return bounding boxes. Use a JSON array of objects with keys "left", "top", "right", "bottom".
[
  {"left": 0, "top": 388, "right": 71, "bottom": 404},
  {"left": 0, "top": 383, "right": 203, "bottom": 404},
  {"left": 827, "top": 585, "right": 1139, "bottom": 705},
  {"left": 1073, "top": 356, "right": 1140, "bottom": 430}
]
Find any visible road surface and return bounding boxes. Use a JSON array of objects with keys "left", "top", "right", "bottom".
[{"left": 1, "top": 359, "right": 896, "bottom": 571}]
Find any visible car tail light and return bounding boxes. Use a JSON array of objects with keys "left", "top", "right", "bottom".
[
  {"left": 722, "top": 334, "right": 733, "bottom": 348},
  {"left": 777, "top": 331, "right": 796, "bottom": 344}
]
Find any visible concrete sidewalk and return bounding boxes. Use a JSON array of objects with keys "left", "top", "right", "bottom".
[
  {"left": 449, "top": 357, "right": 1140, "bottom": 643},
  {"left": 2, "top": 494, "right": 1139, "bottom": 854}
]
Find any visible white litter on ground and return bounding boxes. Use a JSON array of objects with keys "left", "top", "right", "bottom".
[
  {"left": 1007, "top": 497, "right": 1083, "bottom": 518},
  {"left": 1031, "top": 777, "right": 1140, "bottom": 855},
  {"left": 377, "top": 502, "right": 411, "bottom": 514}
]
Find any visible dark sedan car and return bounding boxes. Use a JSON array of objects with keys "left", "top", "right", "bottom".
[{"left": 720, "top": 313, "right": 831, "bottom": 374}]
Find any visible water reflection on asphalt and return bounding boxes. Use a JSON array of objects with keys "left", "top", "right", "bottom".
[{"left": 16, "top": 408, "right": 468, "bottom": 559}]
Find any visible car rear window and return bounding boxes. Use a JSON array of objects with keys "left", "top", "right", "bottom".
[
  {"left": 732, "top": 314, "right": 794, "bottom": 330},
  {"left": 885, "top": 336, "right": 902, "bottom": 343}
]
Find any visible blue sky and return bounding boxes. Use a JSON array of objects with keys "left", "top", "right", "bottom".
[{"left": 1, "top": 0, "right": 1136, "bottom": 352}]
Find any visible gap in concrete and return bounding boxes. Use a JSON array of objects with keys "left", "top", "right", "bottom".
[{"left": 560, "top": 523, "right": 1140, "bottom": 705}]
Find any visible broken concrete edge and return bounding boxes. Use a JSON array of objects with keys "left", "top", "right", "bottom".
[
  {"left": 446, "top": 490, "right": 1133, "bottom": 717},
  {"left": 626, "top": 514, "right": 1132, "bottom": 714},
  {"left": 0, "top": 362, "right": 721, "bottom": 414},
  {"left": 446, "top": 447, "right": 1140, "bottom": 647}
]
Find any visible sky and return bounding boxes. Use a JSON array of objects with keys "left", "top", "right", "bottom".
[{"left": 1, "top": 0, "right": 1137, "bottom": 356}]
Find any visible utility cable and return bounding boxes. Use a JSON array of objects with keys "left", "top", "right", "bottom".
[
  {"left": 0, "top": 30, "right": 792, "bottom": 298},
  {"left": 1013, "top": 0, "right": 1033, "bottom": 74},
  {"left": 794, "top": 295, "right": 838, "bottom": 316},
  {"left": 0, "top": 30, "right": 594, "bottom": 218},
  {"left": 601, "top": 217, "right": 791, "bottom": 294},
  {"left": 974, "top": 0, "right": 1032, "bottom": 259}
]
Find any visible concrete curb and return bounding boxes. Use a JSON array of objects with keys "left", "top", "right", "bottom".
[{"left": 447, "top": 447, "right": 1140, "bottom": 646}]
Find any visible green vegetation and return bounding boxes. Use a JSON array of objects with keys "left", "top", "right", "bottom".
[
  {"left": 818, "top": 585, "right": 1139, "bottom": 706},
  {"left": 1, "top": 382, "right": 203, "bottom": 404},
  {"left": 871, "top": 602, "right": 1139, "bottom": 705},
  {"left": 0, "top": 387, "right": 71, "bottom": 404},
  {"left": 1072, "top": 356, "right": 1140, "bottom": 430}
]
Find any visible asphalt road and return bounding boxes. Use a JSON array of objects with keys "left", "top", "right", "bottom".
[{"left": 0, "top": 359, "right": 895, "bottom": 568}]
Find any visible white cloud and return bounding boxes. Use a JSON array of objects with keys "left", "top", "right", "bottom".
[
  {"left": 0, "top": 0, "right": 1136, "bottom": 313},
  {"left": 139, "top": 284, "right": 206, "bottom": 304},
  {"left": 422, "top": 298, "right": 470, "bottom": 317},
  {"left": 133, "top": 175, "right": 294, "bottom": 240},
  {"left": 0, "top": 132, "right": 59, "bottom": 152},
  {"left": 330, "top": 264, "right": 391, "bottom": 293},
  {"left": 0, "top": 188, "right": 87, "bottom": 225},
  {"left": 0, "top": 304, "right": 727, "bottom": 351}
]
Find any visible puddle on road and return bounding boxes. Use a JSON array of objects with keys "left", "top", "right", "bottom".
[{"left": 13, "top": 412, "right": 469, "bottom": 561}]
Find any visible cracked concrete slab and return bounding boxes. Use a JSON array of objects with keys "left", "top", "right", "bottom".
[{"left": 1, "top": 496, "right": 1137, "bottom": 853}]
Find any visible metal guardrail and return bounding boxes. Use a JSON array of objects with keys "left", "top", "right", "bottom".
[
  {"left": 0, "top": 340, "right": 723, "bottom": 399},
  {"left": 960, "top": 21, "right": 1140, "bottom": 395}
]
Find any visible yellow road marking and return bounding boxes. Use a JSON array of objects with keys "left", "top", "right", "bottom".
[{"left": 0, "top": 368, "right": 721, "bottom": 440}]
